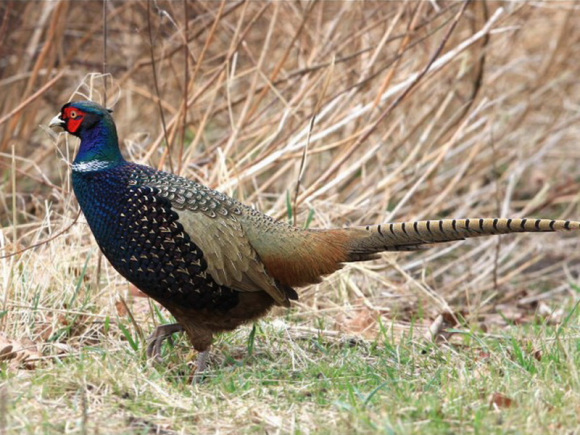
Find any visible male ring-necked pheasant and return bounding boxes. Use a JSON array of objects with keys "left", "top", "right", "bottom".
[{"left": 50, "top": 101, "right": 580, "bottom": 373}]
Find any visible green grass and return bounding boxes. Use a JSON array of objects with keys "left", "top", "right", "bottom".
[{"left": 2, "top": 305, "right": 579, "bottom": 434}]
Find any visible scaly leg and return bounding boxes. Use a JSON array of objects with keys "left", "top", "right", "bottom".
[
  {"left": 146, "top": 323, "right": 184, "bottom": 363},
  {"left": 192, "top": 349, "right": 210, "bottom": 384}
]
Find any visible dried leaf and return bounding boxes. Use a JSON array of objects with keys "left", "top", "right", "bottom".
[
  {"left": 115, "top": 300, "right": 128, "bottom": 316},
  {"left": 0, "top": 334, "right": 41, "bottom": 369},
  {"left": 478, "top": 351, "right": 491, "bottom": 360},
  {"left": 0, "top": 344, "right": 14, "bottom": 361},
  {"left": 490, "top": 392, "right": 515, "bottom": 409},
  {"left": 58, "top": 313, "right": 69, "bottom": 326},
  {"left": 129, "top": 284, "right": 149, "bottom": 298},
  {"left": 34, "top": 323, "right": 55, "bottom": 342},
  {"left": 425, "top": 311, "right": 462, "bottom": 343},
  {"left": 337, "top": 303, "right": 379, "bottom": 338}
]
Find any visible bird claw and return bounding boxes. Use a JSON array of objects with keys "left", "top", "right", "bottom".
[
  {"left": 146, "top": 323, "right": 211, "bottom": 383},
  {"left": 146, "top": 323, "right": 184, "bottom": 363}
]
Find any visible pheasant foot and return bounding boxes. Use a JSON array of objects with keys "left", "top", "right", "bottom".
[{"left": 147, "top": 323, "right": 185, "bottom": 363}]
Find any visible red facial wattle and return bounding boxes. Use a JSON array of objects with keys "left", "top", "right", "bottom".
[{"left": 63, "top": 107, "right": 85, "bottom": 133}]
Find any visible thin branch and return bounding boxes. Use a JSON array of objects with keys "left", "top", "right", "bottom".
[{"left": 147, "top": 0, "right": 173, "bottom": 172}]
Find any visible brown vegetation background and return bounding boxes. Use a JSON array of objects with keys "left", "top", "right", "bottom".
[{"left": 1, "top": 1, "right": 580, "bottom": 354}]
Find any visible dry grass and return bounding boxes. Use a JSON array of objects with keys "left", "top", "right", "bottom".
[{"left": 1, "top": 1, "right": 580, "bottom": 433}]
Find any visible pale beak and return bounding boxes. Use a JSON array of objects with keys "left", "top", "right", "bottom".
[{"left": 49, "top": 114, "right": 65, "bottom": 129}]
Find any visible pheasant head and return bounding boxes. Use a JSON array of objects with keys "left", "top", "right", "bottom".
[{"left": 50, "top": 101, "right": 123, "bottom": 166}]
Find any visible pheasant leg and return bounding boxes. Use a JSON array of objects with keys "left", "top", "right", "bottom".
[
  {"left": 192, "top": 350, "right": 210, "bottom": 383},
  {"left": 147, "top": 323, "right": 185, "bottom": 362}
]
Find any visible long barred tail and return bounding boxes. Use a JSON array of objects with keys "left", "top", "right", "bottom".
[{"left": 346, "top": 218, "right": 580, "bottom": 257}]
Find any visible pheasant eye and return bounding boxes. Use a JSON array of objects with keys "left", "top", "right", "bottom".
[{"left": 69, "top": 110, "right": 78, "bottom": 119}]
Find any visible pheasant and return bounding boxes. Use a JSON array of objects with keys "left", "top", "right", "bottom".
[{"left": 50, "top": 101, "right": 579, "bottom": 374}]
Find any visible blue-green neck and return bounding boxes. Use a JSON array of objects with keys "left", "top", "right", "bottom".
[{"left": 74, "top": 116, "right": 125, "bottom": 166}]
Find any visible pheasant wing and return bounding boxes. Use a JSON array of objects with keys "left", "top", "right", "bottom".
[{"left": 145, "top": 174, "right": 293, "bottom": 306}]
